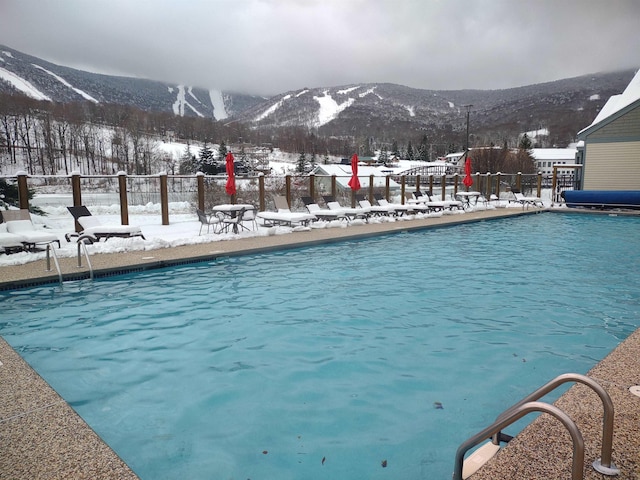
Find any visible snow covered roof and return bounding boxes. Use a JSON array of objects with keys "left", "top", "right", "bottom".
[
  {"left": 578, "top": 69, "right": 640, "bottom": 137},
  {"left": 530, "top": 148, "right": 577, "bottom": 161}
]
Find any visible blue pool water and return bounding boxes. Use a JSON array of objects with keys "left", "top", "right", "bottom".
[{"left": 2, "top": 213, "right": 640, "bottom": 479}]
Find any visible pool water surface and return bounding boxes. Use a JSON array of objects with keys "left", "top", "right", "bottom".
[{"left": 2, "top": 213, "right": 639, "bottom": 479}]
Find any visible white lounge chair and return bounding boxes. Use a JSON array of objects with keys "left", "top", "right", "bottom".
[
  {"left": 510, "top": 189, "right": 544, "bottom": 209},
  {"left": 358, "top": 198, "right": 395, "bottom": 217},
  {"left": 403, "top": 192, "right": 437, "bottom": 213},
  {"left": 321, "top": 195, "right": 370, "bottom": 222},
  {"left": 0, "top": 222, "right": 27, "bottom": 254},
  {"left": 1, "top": 209, "right": 60, "bottom": 251},
  {"left": 256, "top": 196, "right": 316, "bottom": 227},
  {"left": 66, "top": 206, "right": 145, "bottom": 242},
  {"left": 373, "top": 193, "right": 414, "bottom": 216},
  {"left": 414, "top": 190, "right": 463, "bottom": 211},
  {"left": 301, "top": 197, "right": 347, "bottom": 222}
]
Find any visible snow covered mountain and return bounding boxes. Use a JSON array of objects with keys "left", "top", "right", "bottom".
[
  {"left": 0, "top": 45, "right": 264, "bottom": 120},
  {"left": 236, "top": 72, "right": 637, "bottom": 146},
  {"left": 0, "top": 44, "right": 636, "bottom": 147}
]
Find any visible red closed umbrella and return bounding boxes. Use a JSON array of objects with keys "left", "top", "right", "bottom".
[
  {"left": 225, "top": 152, "right": 236, "bottom": 197},
  {"left": 347, "top": 154, "right": 361, "bottom": 191},
  {"left": 463, "top": 157, "right": 473, "bottom": 190}
]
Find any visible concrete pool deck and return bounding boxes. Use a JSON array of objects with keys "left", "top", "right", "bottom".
[{"left": 1, "top": 207, "right": 639, "bottom": 479}]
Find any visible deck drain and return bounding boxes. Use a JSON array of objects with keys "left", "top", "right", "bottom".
[
  {"left": 141, "top": 256, "right": 155, "bottom": 260},
  {"left": 629, "top": 386, "right": 640, "bottom": 398}
]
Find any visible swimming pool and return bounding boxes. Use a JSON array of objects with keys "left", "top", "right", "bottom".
[{"left": 2, "top": 213, "right": 639, "bottom": 479}]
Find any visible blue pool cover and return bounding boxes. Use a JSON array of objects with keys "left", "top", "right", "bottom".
[{"left": 562, "top": 190, "right": 640, "bottom": 209}]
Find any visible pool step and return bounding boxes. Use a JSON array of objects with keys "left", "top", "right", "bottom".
[{"left": 461, "top": 441, "right": 500, "bottom": 479}]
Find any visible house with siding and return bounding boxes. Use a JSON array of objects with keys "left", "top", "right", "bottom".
[
  {"left": 531, "top": 148, "right": 578, "bottom": 178},
  {"left": 576, "top": 69, "right": 640, "bottom": 189}
]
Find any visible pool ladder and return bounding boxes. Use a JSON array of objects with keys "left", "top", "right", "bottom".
[
  {"left": 46, "top": 235, "right": 95, "bottom": 283},
  {"left": 453, "top": 373, "right": 619, "bottom": 480}
]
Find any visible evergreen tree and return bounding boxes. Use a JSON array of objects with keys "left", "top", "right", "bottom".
[
  {"left": 198, "top": 142, "right": 216, "bottom": 174},
  {"left": 519, "top": 133, "right": 533, "bottom": 151},
  {"left": 178, "top": 142, "right": 197, "bottom": 174},
  {"left": 516, "top": 134, "right": 536, "bottom": 173},
  {"left": 391, "top": 139, "right": 399, "bottom": 157},
  {"left": 419, "top": 135, "right": 429, "bottom": 161},
  {"left": 406, "top": 141, "right": 414, "bottom": 161},
  {"left": 218, "top": 140, "right": 228, "bottom": 160},
  {"left": 296, "top": 151, "right": 307, "bottom": 173},
  {"left": 378, "top": 146, "right": 389, "bottom": 165}
]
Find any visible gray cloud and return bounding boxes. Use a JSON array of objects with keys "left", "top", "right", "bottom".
[{"left": 1, "top": 0, "right": 638, "bottom": 96}]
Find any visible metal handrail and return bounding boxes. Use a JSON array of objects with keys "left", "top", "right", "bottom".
[
  {"left": 76, "top": 237, "right": 94, "bottom": 280},
  {"left": 492, "top": 373, "right": 618, "bottom": 475},
  {"left": 45, "top": 243, "right": 63, "bottom": 285},
  {"left": 453, "top": 401, "right": 584, "bottom": 480}
]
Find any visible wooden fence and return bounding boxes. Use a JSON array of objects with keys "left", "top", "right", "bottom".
[{"left": 7, "top": 171, "right": 543, "bottom": 230}]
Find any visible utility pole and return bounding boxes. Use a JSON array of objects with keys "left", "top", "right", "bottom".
[{"left": 463, "top": 104, "right": 473, "bottom": 159}]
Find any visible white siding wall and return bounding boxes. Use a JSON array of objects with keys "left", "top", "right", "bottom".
[{"left": 583, "top": 141, "right": 640, "bottom": 189}]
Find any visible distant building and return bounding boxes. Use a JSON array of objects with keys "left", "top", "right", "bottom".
[
  {"left": 530, "top": 148, "right": 577, "bottom": 177},
  {"left": 310, "top": 164, "right": 400, "bottom": 192},
  {"left": 576, "top": 69, "right": 640, "bottom": 189}
]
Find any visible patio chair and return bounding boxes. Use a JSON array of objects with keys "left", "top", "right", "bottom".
[
  {"left": 510, "top": 189, "right": 544, "bottom": 209},
  {"left": 1, "top": 209, "right": 61, "bottom": 251},
  {"left": 220, "top": 207, "right": 247, "bottom": 234},
  {"left": 66, "top": 206, "right": 145, "bottom": 242},
  {"left": 241, "top": 206, "right": 259, "bottom": 231},
  {"left": 196, "top": 208, "right": 223, "bottom": 235}
]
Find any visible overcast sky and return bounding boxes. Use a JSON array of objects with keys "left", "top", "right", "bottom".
[{"left": 1, "top": 0, "right": 638, "bottom": 96}]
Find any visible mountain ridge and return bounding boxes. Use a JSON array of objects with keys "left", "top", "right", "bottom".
[{"left": 0, "top": 44, "right": 636, "bottom": 148}]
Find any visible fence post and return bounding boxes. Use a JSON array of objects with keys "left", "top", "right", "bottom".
[
  {"left": 429, "top": 174, "right": 434, "bottom": 195},
  {"left": 440, "top": 175, "right": 447, "bottom": 200},
  {"left": 259, "top": 173, "right": 265, "bottom": 211},
  {"left": 453, "top": 173, "right": 459, "bottom": 196},
  {"left": 537, "top": 172, "right": 542, "bottom": 198},
  {"left": 196, "top": 172, "right": 205, "bottom": 211},
  {"left": 516, "top": 172, "right": 522, "bottom": 192},
  {"left": 416, "top": 174, "right": 421, "bottom": 192},
  {"left": 16, "top": 172, "right": 29, "bottom": 210},
  {"left": 309, "top": 173, "right": 315, "bottom": 202},
  {"left": 331, "top": 175, "right": 336, "bottom": 200},
  {"left": 71, "top": 171, "right": 82, "bottom": 232},
  {"left": 485, "top": 173, "right": 491, "bottom": 199},
  {"left": 496, "top": 173, "right": 502, "bottom": 200},
  {"left": 160, "top": 172, "right": 169, "bottom": 226},
  {"left": 552, "top": 166, "right": 558, "bottom": 206},
  {"left": 117, "top": 171, "right": 129, "bottom": 225},
  {"left": 385, "top": 176, "right": 390, "bottom": 200},
  {"left": 285, "top": 175, "right": 291, "bottom": 206},
  {"left": 401, "top": 175, "right": 406, "bottom": 204},
  {"left": 369, "top": 174, "right": 374, "bottom": 203}
]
